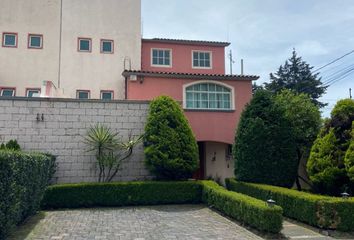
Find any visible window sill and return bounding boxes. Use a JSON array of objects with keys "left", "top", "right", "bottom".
[{"left": 184, "top": 108, "right": 235, "bottom": 113}]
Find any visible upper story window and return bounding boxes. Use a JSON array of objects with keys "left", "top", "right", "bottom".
[
  {"left": 2, "top": 33, "right": 17, "bottom": 48},
  {"left": 101, "top": 90, "right": 113, "bottom": 100},
  {"left": 0, "top": 88, "right": 15, "bottom": 97},
  {"left": 28, "top": 34, "right": 43, "bottom": 49},
  {"left": 185, "top": 82, "right": 232, "bottom": 110},
  {"left": 101, "top": 39, "right": 114, "bottom": 54},
  {"left": 151, "top": 48, "right": 171, "bottom": 67},
  {"left": 26, "top": 88, "right": 41, "bottom": 97},
  {"left": 78, "top": 38, "right": 91, "bottom": 52},
  {"left": 76, "top": 90, "right": 90, "bottom": 99},
  {"left": 192, "top": 51, "right": 211, "bottom": 68}
]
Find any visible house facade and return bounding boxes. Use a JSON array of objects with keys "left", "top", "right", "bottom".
[
  {"left": 0, "top": 0, "right": 259, "bottom": 183},
  {"left": 0, "top": 0, "right": 141, "bottom": 99}
]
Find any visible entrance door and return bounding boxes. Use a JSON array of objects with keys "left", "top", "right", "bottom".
[{"left": 193, "top": 142, "right": 206, "bottom": 179}]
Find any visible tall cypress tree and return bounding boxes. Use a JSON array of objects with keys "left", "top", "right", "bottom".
[{"left": 265, "top": 49, "right": 327, "bottom": 107}]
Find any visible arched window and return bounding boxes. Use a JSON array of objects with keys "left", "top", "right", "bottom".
[{"left": 185, "top": 82, "right": 232, "bottom": 110}]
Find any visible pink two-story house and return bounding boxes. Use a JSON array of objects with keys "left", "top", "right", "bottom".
[{"left": 123, "top": 38, "right": 259, "bottom": 182}]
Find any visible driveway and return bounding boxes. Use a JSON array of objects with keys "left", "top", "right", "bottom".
[{"left": 10, "top": 205, "right": 262, "bottom": 240}]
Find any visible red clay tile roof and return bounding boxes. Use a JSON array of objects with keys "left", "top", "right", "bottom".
[
  {"left": 122, "top": 70, "right": 259, "bottom": 81},
  {"left": 142, "top": 38, "right": 230, "bottom": 47}
]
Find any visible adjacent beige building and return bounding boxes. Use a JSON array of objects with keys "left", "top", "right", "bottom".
[{"left": 0, "top": 0, "right": 141, "bottom": 99}]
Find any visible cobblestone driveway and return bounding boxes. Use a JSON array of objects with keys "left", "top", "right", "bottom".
[{"left": 11, "top": 205, "right": 262, "bottom": 240}]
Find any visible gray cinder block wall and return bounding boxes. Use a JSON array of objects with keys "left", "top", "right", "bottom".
[{"left": 0, "top": 97, "right": 152, "bottom": 183}]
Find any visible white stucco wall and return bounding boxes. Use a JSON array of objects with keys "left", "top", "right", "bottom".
[
  {"left": 0, "top": 0, "right": 141, "bottom": 99},
  {"left": 205, "top": 141, "right": 234, "bottom": 185},
  {"left": 0, "top": 0, "right": 61, "bottom": 96}
]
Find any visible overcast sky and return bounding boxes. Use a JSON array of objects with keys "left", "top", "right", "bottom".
[{"left": 142, "top": 0, "right": 354, "bottom": 116}]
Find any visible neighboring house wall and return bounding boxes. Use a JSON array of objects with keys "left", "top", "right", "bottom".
[
  {"left": 0, "top": 0, "right": 141, "bottom": 99},
  {"left": 0, "top": 98, "right": 150, "bottom": 183},
  {"left": 0, "top": 0, "right": 61, "bottom": 96},
  {"left": 127, "top": 77, "right": 252, "bottom": 144},
  {"left": 142, "top": 40, "right": 226, "bottom": 74}
]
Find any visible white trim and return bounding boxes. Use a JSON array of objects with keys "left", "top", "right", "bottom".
[
  {"left": 191, "top": 50, "right": 212, "bottom": 69},
  {"left": 26, "top": 89, "right": 41, "bottom": 97},
  {"left": 3, "top": 33, "right": 17, "bottom": 47},
  {"left": 151, "top": 48, "right": 172, "bottom": 68},
  {"left": 76, "top": 90, "right": 90, "bottom": 99},
  {"left": 0, "top": 88, "right": 15, "bottom": 97},
  {"left": 182, "top": 80, "right": 235, "bottom": 110},
  {"left": 100, "top": 91, "right": 113, "bottom": 100},
  {"left": 29, "top": 35, "right": 43, "bottom": 48}
]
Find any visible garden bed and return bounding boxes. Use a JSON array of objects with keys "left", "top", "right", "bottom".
[{"left": 226, "top": 178, "right": 354, "bottom": 231}]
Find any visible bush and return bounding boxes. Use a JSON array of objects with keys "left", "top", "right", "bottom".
[
  {"left": 42, "top": 181, "right": 202, "bottom": 209},
  {"left": 144, "top": 96, "right": 198, "bottom": 180},
  {"left": 233, "top": 90, "right": 298, "bottom": 187},
  {"left": 0, "top": 139, "right": 21, "bottom": 151},
  {"left": 345, "top": 123, "right": 354, "bottom": 182},
  {"left": 201, "top": 181, "right": 283, "bottom": 233},
  {"left": 307, "top": 99, "right": 354, "bottom": 195},
  {"left": 42, "top": 180, "right": 283, "bottom": 233},
  {"left": 0, "top": 150, "right": 56, "bottom": 239},
  {"left": 226, "top": 178, "right": 354, "bottom": 231}
]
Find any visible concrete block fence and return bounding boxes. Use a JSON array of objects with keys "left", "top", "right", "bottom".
[{"left": 0, "top": 97, "right": 152, "bottom": 183}]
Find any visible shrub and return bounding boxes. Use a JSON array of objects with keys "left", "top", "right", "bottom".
[
  {"left": 42, "top": 181, "right": 202, "bottom": 209},
  {"left": 307, "top": 99, "right": 354, "bottom": 195},
  {"left": 226, "top": 178, "right": 354, "bottom": 231},
  {"left": 233, "top": 90, "right": 297, "bottom": 187},
  {"left": 42, "top": 180, "right": 283, "bottom": 233},
  {"left": 345, "top": 123, "right": 354, "bottom": 182},
  {"left": 0, "top": 139, "right": 21, "bottom": 151},
  {"left": 144, "top": 96, "right": 198, "bottom": 180},
  {"left": 201, "top": 181, "right": 283, "bottom": 233},
  {"left": 0, "top": 150, "right": 56, "bottom": 239}
]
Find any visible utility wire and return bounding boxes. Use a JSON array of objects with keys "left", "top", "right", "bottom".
[{"left": 312, "top": 50, "right": 354, "bottom": 73}]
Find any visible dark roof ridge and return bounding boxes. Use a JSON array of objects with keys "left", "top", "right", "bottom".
[{"left": 142, "top": 38, "right": 230, "bottom": 47}]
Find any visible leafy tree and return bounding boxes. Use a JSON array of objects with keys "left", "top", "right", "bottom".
[
  {"left": 252, "top": 82, "right": 263, "bottom": 94},
  {"left": 233, "top": 90, "right": 298, "bottom": 187},
  {"left": 274, "top": 90, "right": 321, "bottom": 189},
  {"left": 307, "top": 99, "right": 354, "bottom": 195},
  {"left": 144, "top": 96, "right": 198, "bottom": 180},
  {"left": 344, "top": 122, "right": 354, "bottom": 182},
  {"left": 265, "top": 49, "right": 327, "bottom": 108}
]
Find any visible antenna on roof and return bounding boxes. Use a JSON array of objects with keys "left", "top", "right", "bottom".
[
  {"left": 241, "top": 59, "right": 244, "bottom": 75},
  {"left": 228, "top": 50, "right": 235, "bottom": 74}
]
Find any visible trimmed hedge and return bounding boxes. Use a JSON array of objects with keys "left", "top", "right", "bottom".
[
  {"left": 0, "top": 150, "right": 56, "bottom": 239},
  {"left": 41, "top": 181, "right": 202, "bottom": 208},
  {"left": 226, "top": 178, "right": 354, "bottom": 231},
  {"left": 201, "top": 181, "right": 283, "bottom": 233},
  {"left": 42, "top": 180, "right": 283, "bottom": 233}
]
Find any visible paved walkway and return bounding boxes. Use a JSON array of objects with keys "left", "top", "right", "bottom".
[
  {"left": 282, "top": 220, "right": 333, "bottom": 240},
  {"left": 10, "top": 205, "right": 262, "bottom": 240}
]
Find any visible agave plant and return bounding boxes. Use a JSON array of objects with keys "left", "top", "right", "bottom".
[{"left": 84, "top": 123, "right": 142, "bottom": 182}]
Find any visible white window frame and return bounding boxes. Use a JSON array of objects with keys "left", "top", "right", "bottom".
[
  {"left": 78, "top": 38, "right": 92, "bottom": 52},
  {"left": 2, "top": 33, "right": 17, "bottom": 48},
  {"left": 26, "top": 89, "right": 41, "bottom": 97},
  {"left": 0, "top": 88, "right": 15, "bottom": 97},
  {"left": 183, "top": 80, "right": 235, "bottom": 110},
  {"left": 100, "top": 39, "right": 114, "bottom": 54},
  {"left": 192, "top": 50, "right": 212, "bottom": 69},
  {"left": 151, "top": 48, "right": 172, "bottom": 67},
  {"left": 100, "top": 91, "right": 113, "bottom": 100},
  {"left": 76, "top": 90, "right": 90, "bottom": 99},
  {"left": 28, "top": 34, "right": 43, "bottom": 49}
]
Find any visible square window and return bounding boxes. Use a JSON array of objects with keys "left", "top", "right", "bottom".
[
  {"left": 26, "top": 89, "right": 40, "bottom": 97},
  {"left": 101, "top": 40, "right": 113, "bottom": 53},
  {"left": 28, "top": 35, "right": 43, "bottom": 48},
  {"left": 77, "top": 90, "right": 90, "bottom": 99},
  {"left": 151, "top": 49, "right": 171, "bottom": 66},
  {"left": 0, "top": 88, "right": 15, "bottom": 97},
  {"left": 101, "top": 91, "right": 113, "bottom": 100},
  {"left": 2, "top": 33, "right": 17, "bottom": 47},
  {"left": 192, "top": 51, "right": 211, "bottom": 68},
  {"left": 78, "top": 38, "right": 91, "bottom": 52}
]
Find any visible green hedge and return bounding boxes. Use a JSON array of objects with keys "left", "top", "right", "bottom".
[
  {"left": 41, "top": 181, "right": 202, "bottom": 208},
  {"left": 201, "top": 181, "right": 283, "bottom": 233},
  {"left": 226, "top": 178, "right": 354, "bottom": 231},
  {"left": 0, "top": 150, "right": 56, "bottom": 239},
  {"left": 42, "top": 180, "right": 283, "bottom": 233}
]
